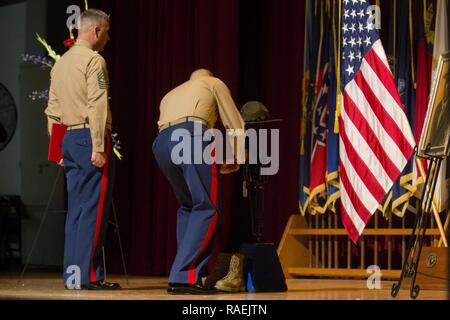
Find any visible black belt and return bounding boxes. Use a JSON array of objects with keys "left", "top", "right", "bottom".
[{"left": 159, "top": 116, "right": 208, "bottom": 133}]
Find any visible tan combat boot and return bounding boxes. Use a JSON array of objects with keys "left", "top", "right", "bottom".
[
  {"left": 214, "top": 253, "right": 245, "bottom": 293},
  {"left": 202, "top": 253, "right": 232, "bottom": 289}
]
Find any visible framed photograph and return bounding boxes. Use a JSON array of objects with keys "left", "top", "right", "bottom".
[{"left": 418, "top": 52, "right": 450, "bottom": 158}]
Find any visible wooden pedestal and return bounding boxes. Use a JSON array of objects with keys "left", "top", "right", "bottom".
[{"left": 415, "top": 247, "right": 448, "bottom": 291}]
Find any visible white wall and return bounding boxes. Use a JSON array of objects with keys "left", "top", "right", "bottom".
[{"left": 0, "top": 2, "right": 27, "bottom": 196}]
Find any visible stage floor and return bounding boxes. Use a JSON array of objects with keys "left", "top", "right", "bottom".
[{"left": 0, "top": 272, "right": 447, "bottom": 300}]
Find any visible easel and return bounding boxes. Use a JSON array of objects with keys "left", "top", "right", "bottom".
[
  {"left": 416, "top": 159, "right": 448, "bottom": 248},
  {"left": 391, "top": 147, "right": 448, "bottom": 299},
  {"left": 18, "top": 167, "right": 129, "bottom": 285}
]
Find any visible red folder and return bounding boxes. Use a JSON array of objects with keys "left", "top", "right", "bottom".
[{"left": 48, "top": 123, "right": 67, "bottom": 162}]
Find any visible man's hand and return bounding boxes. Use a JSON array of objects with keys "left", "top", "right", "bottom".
[
  {"left": 91, "top": 152, "right": 107, "bottom": 168},
  {"left": 220, "top": 164, "right": 240, "bottom": 175},
  {"left": 58, "top": 159, "right": 64, "bottom": 167}
]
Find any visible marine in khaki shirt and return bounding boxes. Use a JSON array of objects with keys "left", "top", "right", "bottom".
[
  {"left": 47, "top": 9, "right": 120, "bottom": 290},
  {"left": 153, "top": 70, "right": 245, "bottom": 293},
  {"left": 45, "top": 39, "right": 112, "bottom": 153},
  {"left": 158, "top": 69, "right": 246, "bottom": 166}
]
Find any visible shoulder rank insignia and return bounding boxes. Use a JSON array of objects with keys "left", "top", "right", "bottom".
[{"left": 97, "top": 70, "right": 108, "bottom": 90}]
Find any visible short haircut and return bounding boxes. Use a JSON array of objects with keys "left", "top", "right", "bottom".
[
  {"left": 190, "top": 69, "right": 213, "bottom": 80},
  {"left": 79, "top": 9, "right": 109, "bottom": 32}
]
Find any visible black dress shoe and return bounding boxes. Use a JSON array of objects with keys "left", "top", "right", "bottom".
[
  {"left": 81, "top": 280, "right": 121, "bottom": 291},
  {"left": 167, "top": 283, "right": 218, "bottom": 295}
]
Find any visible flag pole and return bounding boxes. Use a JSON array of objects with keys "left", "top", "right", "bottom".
[
  {"left": 393, "top": 0, "right": 397, "bottom": 77},
  {"left": 300, "top": 0, "right": 310, "bottom": 157},
  {"left": 410, "top": 0, "right": 416, "bottom": 89},
  {"left": 334, "top": 0, "right": 342, "bottom": 134}
]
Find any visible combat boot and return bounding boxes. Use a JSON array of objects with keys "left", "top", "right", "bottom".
[
  {"left": 202, "top": 252, "right": 232, "bottom": 289},
  {"left": 215, "top": 253, "right": 245, "bottom": 293}
]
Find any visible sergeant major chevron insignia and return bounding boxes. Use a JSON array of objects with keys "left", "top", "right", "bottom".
[{"left": 97, "top": 70, "right": 108, "bottom": 90}]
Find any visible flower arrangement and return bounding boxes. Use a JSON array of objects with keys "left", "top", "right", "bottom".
[
  {"left": 22, "top": 1, "right": 87, "bottom": 101},
  {"left": 21, "top": 54, "right": 54, "bottom": 69}
]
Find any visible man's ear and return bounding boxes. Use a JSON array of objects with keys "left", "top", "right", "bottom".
[{"left": 95, "top": 26, "right": 100, "bottom": 39}]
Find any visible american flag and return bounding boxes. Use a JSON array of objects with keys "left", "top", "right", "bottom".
[{"left": 340, "top": 0, "right": 416, "bottom": 243}]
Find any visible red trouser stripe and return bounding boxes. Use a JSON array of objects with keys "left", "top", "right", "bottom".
[
  {"left": 188, "top": 147, "right": 218, "bottom": 285},
  {"left": 90, "top": 133, "right": 111, "bottom": 283}
]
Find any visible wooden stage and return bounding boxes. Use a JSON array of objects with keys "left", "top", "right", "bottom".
[{"left": 0, "top": 272, "right": 447, "bottom": 300}]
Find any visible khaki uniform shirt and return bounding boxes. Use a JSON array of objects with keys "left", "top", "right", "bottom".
[
  {"left": 158, "top": 76, "right": 246, "bottom": 163},
  {"left": 45, "top": 39, "right": 112, "bottom": 153}
]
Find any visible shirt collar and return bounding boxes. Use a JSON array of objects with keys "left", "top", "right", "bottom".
[{"left": 75, "top": 39, "right": 94, "bottom": 50}]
